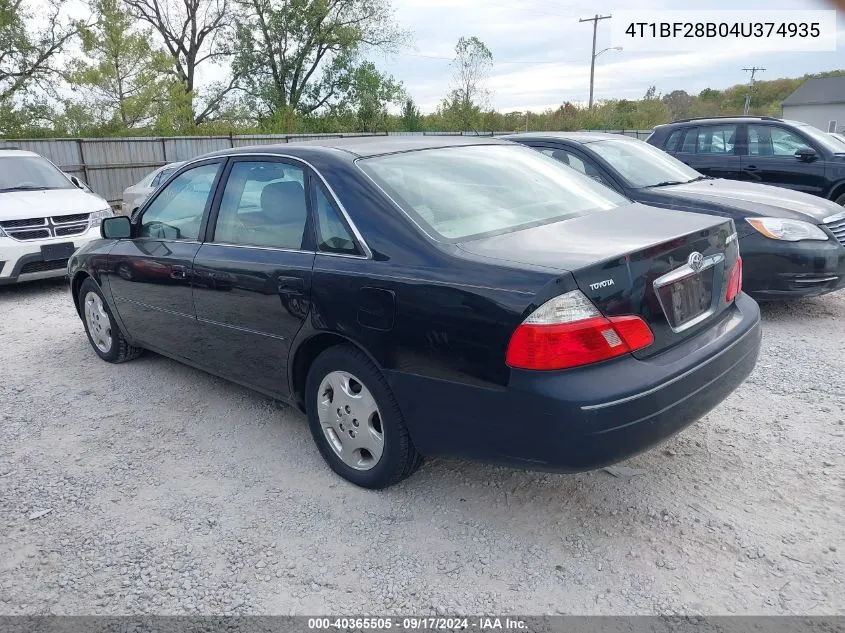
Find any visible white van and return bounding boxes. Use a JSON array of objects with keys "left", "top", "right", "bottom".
[{"left": 0, "top": 149, "right": 113, "bottom": 285}]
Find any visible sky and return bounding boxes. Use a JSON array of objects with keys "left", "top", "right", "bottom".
[{"left": 370, "top": 0, "right": 845, "bottom": 113}]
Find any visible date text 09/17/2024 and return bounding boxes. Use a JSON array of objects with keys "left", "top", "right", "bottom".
[{"left": 307, "top": 617, "right": 529, "bottom": 630}]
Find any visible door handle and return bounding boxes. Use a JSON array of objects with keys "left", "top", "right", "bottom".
[
  {"left": 171, "top": 265, "right": 187, "bottom": 280},
  {"left": 744, "top": 165, "right": 758, "bottom": 171},
  {"left": 277, "top": 276, "right": 305, "bottom": 295}
]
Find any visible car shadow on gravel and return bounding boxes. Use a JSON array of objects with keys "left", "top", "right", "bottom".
[
  {"left": 0, "top": 277, "right": 68, "bottom": 298},
  {"left": 757, "top": 292, "right": 843, "bottom": 322}
]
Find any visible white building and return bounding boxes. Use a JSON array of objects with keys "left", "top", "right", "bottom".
[{"left": 781, "top": 77, "right": 845, "bottom": 134}]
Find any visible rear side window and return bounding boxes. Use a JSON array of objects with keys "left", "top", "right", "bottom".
[
  {"left": 314, "top": 185, "right": 359, "bottom": 255},
  {"left": 213, "top": 161, "right": 308, "bottom": 250},
  {"left": 664, "top": 129, "right": 683, "bottom": 151},
  {"left": 695, "top": 125, "right": 738, "bottom": 154},
  {"left": 539, "top": 148, "right": 609, "bottom": 186},
  {"left": 680, "top": 128, "right": 697, "bottom": 152}
]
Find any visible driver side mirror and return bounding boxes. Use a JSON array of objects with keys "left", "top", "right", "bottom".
[
  {"left": 69, "top": 175, "right": 85, "bottom": 189},
  {"left": 795, "top": 147, "right": 817, "bottom": 162},
  {"left": 101, "top": 216, "right": 132, "bottom": 239}
]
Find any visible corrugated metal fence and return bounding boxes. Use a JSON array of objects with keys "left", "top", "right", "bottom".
[{"left": 0, "top": 129, "right": 651, "bottom": 206}]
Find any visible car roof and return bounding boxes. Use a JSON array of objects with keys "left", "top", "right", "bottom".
[
  {"left": 503, "top": 131, "right": 638, "bottom": 144},
  {"left": 655, "top": 116, "right": 789, "bottom": 128},
  {"left": 205, "top": 135, "right": 514, "bottom": 159},
  {"left": 0, "top": 149, "right": 41, "bottom": 158}
]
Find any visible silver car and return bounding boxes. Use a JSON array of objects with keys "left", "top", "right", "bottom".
[{"left": 121, "top": 162, "right": 184, "bottom": 215}]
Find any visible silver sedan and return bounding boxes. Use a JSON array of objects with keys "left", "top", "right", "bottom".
[{"left": 121, "top": 162, "right": 184, "bottom": 216}]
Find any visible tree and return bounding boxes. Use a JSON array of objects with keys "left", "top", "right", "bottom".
[
  {"left": 400, "top": 97, "right": 421, "bottom": 131},
  {"left": 232, "top": 0, "right": 406, "bottom": 120},
  {"left": 1, "top": 0, "right": 80, "bottom": 102},
  {"left": 444, "top": 35, "right": 492, "bottom": 129},
  {"left": 66, "top": 0, "right": 175, "bottom": 129},
  {"left": 342, "top": 61, "right": 404, "bottom": 132},
  {"left": 122, "top": 0, "right": 235, "bottom": 126},
  {"left": 662, "top": 89, "right": 691, "bottom": 121}
]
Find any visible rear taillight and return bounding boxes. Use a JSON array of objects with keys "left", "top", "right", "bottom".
[
  {"left": 505, "top": 290, "right": 654, "bottom": 370},
  {"left": 726, "top": 257, "right": 743, "bottom": 302}
]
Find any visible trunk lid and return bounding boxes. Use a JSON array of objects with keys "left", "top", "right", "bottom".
[{"left": 456, "top": 203, "right": 740, "bottom": 358}]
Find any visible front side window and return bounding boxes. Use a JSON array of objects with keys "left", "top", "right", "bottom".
[
  {"left": 139, "top": 162, "right": 220, "bottom": 240},
  {"left": 586, "top": 138, "right": 702, "bottom": 188},
  {"left": 150, "top": 167, "right": 177, "bottom": 188},
  {"left": 213, "top": 161, "right": 308, "bottom": 250},
  {"left": 695, "top": 125, "right": 738, "bottom": 154},
  {"left": 0, "top": 156, "right": 74, "bottom": 192},
  {"left": 748, "top": 125, "right": 811, "bottom": 157},
  {"left": 792, "top": 122, "right": 845, "bottom": 153},
  {"left": 358, "top": 145, "right": 627, "bottom": 241}
]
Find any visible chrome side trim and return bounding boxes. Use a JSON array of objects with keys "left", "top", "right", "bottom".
[
  {"left": 581, "top": 314, "right": 760, "bottom": 412},
  {"left": 197, "top": 316, "right": 287, "bottom": 340},
  {"left": 174, "top": 151, "right": 373, "bottom": 259},
  {"left": 113, "top": 296, "right": 195, "bottom": 320},
  {"left": 204, "top": 241, "right": 313, "bottom": 255},
  {"left": 202, "top": 241, "right": 368, "bottom": 260},
  {"left": 793, "top": 276, "right": 840, "bottom": 284}
]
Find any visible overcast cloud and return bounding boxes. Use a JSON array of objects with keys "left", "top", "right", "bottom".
[{"left": 371, "top": 0, "right": 845, "bottom": 112}]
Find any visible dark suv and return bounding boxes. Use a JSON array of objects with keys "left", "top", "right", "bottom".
[{"left": 647, "top": 116, "right": 845, "bottom": 205}]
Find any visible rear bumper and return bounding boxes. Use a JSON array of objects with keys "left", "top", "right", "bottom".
[
  {"left": 390, "top": 293, "right": 761, "bottom": 470},
  {"left": 739, "top": 232, "right": 845, "bottom": 300}
]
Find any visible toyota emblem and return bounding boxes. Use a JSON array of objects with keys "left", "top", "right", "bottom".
[{"left": 687, "top": 251, "right": 704, "bottom": 272}]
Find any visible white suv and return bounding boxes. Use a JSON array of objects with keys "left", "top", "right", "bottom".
[{"left": 0, "top": 150, "right": 113, "bottom": 285}]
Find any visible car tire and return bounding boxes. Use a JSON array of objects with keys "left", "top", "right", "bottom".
[
  {"left": 305, "top": 345, "right": 423, "bottom": 489},
  {"left": 78, "top": 278, "right": 143, "bottom": 363},
  {"left": 835, "top": 193, "right": 845, "bottom": 207}
]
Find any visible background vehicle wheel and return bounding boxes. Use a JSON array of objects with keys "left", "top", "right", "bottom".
[
  {"left": 835, "top": 193, "right": 845, "bottom": 207},
  {"left": 305, "top": 345, "right": 422, "bottom": 489},
  {"left": 78, "top": 278, "right": 143, "bottom": 363}
]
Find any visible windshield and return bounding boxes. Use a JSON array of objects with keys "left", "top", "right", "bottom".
[
  {"left": 358, "top": 145, "right": 627, "bottom": 241},
  {"left": 0, "top": 156, "right": 74, "bottom": 191},
  {"left": 587, "top": 138, "right": 702, "bottom": 188},
  {"left": 795, "top": 123, "right": 845, "bottom": 153}
]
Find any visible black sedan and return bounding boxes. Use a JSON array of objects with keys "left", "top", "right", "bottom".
[
  {"left": 68, "top": 137, "right": 761, "bottom": 488},
  {"left": 507, "top": 132, "right": 845, "bottom": 300}
]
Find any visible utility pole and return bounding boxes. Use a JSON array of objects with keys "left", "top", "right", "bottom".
[
  {"left": 580, "top": 13, "right": 612, "bottom": 108},
  {"left": 742, "top": 67, "right": 765, "bottom": 115}
]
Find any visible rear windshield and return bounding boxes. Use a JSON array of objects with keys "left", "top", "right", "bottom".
[{"left": 357, "top": 145, "right": 627, "bottom": 241}]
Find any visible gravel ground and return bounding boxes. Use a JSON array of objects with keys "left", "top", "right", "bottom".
[{"left": 0, "top": 279, "right": 842, "bottom": 616}]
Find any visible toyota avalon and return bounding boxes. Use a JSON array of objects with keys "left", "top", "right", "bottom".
[{"left": 67, "top": 137, "right": 761, "bottom": 488}]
